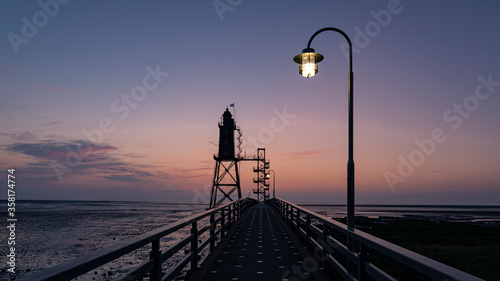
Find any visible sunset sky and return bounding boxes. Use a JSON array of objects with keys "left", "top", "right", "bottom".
[{"left": 1, "top": 1, "right": 499, "bottom": 205}]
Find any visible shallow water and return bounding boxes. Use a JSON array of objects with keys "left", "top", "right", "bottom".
[
  {"left": 301, "top": 203, "right": 500, "bottom": 222},
  {"left": 1, "top": 201, "right": 207, "bottom": 280}
]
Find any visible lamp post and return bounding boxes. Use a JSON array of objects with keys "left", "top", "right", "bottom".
[
  {"left": 266, "top": 170, "right": 276, "bottom": 198},
  {"left": 293, "top": 27, "right": 355, "bottom": 231}
]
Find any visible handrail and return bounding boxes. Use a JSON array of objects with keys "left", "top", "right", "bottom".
[
  {"left": 18, "top": 197, "right": 256, "bottom": 281},
  {"left": 270, "top": 197, "right": 484, "bottom": 281}
]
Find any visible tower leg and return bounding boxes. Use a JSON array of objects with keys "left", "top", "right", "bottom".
[
  {"left": 235, "top": 162, "right": 241, "bottom": 198},
  {"left": 208, "top": 159, "right": 242, "bottom": 209},
  {"left": 209, "top": 161, "right": 220, "bottom": 209}
]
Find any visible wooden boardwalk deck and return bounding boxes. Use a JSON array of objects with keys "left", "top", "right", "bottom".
[{"left": 189, "top": 203, "right": 330, "bottom": 281}]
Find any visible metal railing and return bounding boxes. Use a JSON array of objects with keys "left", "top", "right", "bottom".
[
  {"left": 270, "top": 198, "right": 484, "bottom": 281},
  {"left": 18, "top": 197, "right": 256, "bottom": 281}
]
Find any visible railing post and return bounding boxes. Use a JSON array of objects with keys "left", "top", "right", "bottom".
[
  {"left": 282, "top": 201, "right": 285, "bottom": 217},
  {"left": 288, "top": 205, "right": 292, "bottom": 226},
  {"left": 191, "top": 221, "right": 198, "bottom": 271},
  {"left": 282, "top": 201, "right": 285, "bottom": 218},
  {"left": 233, "top": 203, "right": 237, "bottom": 222},
  {"left": 235, "top": 201, "right": 238, "bottom": 221},
  {"left": 236, "top": 201, "right": 240, "bottom": 221},
  {"left": 210, "top": 213, "right": 215, "bottom": 251},
  {"left": 233, "top": 203, "right": 236, "bottom": 221},
  {"left": 228, "top": 205, "right": 232, "bottom": 227},
  {"left": 221, "top": 208, "right": 225, "bottom": 237},
  {"left": 358, "top": 243, "right": 368, "bottom": 281},
  {"left": 239, "top": 200, "right": 243, "bottom": 218},
  {"left": 322, "top": 223, "right": 329, "bottom": 270},
  {"left": 234, "top": 201, "right": 241, "bottom": 221},
  {"left": 289, "top": 205, "right": 292, "bottom": 223},
  {"left": 286, "top": 204, "right": 289, "bottom": 223},
  {"left": 296, "top": 209, "right": 300, "bottom": 236},
  {"left": 284, "top": 203, "right": 287, "bottom": 221},
  {"left": 306, "top": 214, "right": 311, "bottom": 250},
  {"left": 150, "top": 239, "right": 161, "bottom": 281}
]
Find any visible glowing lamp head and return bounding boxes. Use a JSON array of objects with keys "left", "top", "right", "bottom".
[{"left": 293, "top": 48, "right": 324, "bottom": 78}]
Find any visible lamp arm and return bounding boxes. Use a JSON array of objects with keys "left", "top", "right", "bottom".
[{"left": 306, "top": 27, "right": 353, "bottom": 72}]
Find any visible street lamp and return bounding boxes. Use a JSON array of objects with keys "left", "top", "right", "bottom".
[
  {"left": 293, "top": 27, "right": 355, "bottom": 231},
  {"left": 293, "top": 48, "right": 324, "bottom": 78},
  {"left": 266, "top": 170, "right": 276, "bottom": 198}
]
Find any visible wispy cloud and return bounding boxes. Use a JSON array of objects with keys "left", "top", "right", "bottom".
[
  {"left": 0, "top": 102, "right": 28, "bottom": 111},
  {"left": 42, "top": 121, "right": 61, "bottom": 126},
  {"left": 173, "top": 167, "right": 212, "bottom": 173},
  {"left": 102, "top": 174, "right": 142, "bottom": 183},
  {"left": 276, "top": 150, "right": 331, "bottom": 160},
  {"left": 172, "top": 166, "right": 212, "bottom": 179},
  {"left": 4, "top": 139, "right": 168, "bottom": 184},
  {"left": 0, "top": 131, "right": 39, "bottom": 141},
  {"left": 6, "top": 141, "right": 117, "bottom": 161}
]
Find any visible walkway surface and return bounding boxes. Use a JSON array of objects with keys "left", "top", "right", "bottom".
[{"left": 191, "top": 203, "right": 327, "bottom": 281}]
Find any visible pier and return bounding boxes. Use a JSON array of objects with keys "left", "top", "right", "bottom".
[
  {"left": 188, "top": 203, "right": 328, "bottom": 281},
  {"left": 18, "top": 198, "right": 484, "bottom": 281}
]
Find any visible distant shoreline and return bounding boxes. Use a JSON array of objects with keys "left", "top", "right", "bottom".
[
  {"left": 0, "top": 199, "right": 498, "bottom": 207},
  {"left": 1, "top": 200, "right": 498, "bottom": 225}
]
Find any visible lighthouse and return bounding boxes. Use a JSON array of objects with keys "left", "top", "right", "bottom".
[
  {"left": 217, "top": 108, "right": 235, "bottom": 160},
  {"left": 208, "top": 107, "right": 271, "bottom": 209},
  {"left": 209, "top": 108, "right": 242, "bottom": 209}
]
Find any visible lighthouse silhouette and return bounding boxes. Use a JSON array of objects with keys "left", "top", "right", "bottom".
[
  {"left": 217, "top": 108, "right": 235, "bottom": 160},
  {"left": 209, "top": 108, "right": 242, "bottom": 209},
  {"left": 209, "top": 107, "right": 271, "bottom": 208}
]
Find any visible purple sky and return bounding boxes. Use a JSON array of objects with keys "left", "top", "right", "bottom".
[{"left": 1, "top": 0, "right": 499, "bottom": 204}]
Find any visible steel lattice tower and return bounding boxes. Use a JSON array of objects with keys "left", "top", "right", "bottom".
[{"left": 253, "top": 148, "right": 270, "bottom": 202}]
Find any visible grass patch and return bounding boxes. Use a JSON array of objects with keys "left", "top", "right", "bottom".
[{"left": 356, "top": 218, "right": 500, "bottom": 280}]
